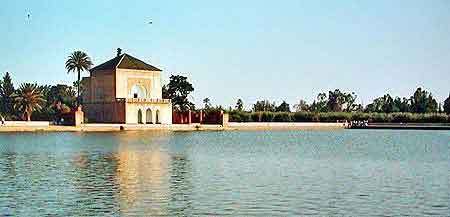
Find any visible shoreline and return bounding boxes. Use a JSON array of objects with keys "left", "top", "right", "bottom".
[
  {"left": 227, "top": 122, "right": 345, "bottom": 131},
  {"left": 0, "top": 122, "right": 345, "bottom": 132},
  {"left": 350, "top": 123, "right": 450, "bottom": 130},
  {"left": 2, "top": 122, "right": 449, "bottom": 132}
]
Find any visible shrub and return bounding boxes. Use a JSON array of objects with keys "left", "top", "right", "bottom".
[
  {"left": 251, "top": 112, "right": 261, "bottom": 122},
  {"left": 293, "top": 112, "right": 315, "bottom": 122},
  {"left": 261, "top": 112, "right": 274, "bottom": 122},
  {"left": 228, "top": 111, "right": 449, "bottom": 123},
  {"left": 351, "top": 112, "right": 371, "bottom": 121},
  {"left": 420, "top": 113, "right": 448, "bottom": 123},
  {"left": 391, "top": 113, "right": 414, "bottom": 123},
  {"left": 317, "top": 112, "right": 351, "bottom": 122},
  {"left": 229, "top": 111, "right": 251, "bottom": 122},
  {"left": 273, "top": 112, "right": 292, "bottom": 122}
]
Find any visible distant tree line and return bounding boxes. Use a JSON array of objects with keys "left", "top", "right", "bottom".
[
  {"left": 165, "top": 78, "right": 450, "bottom": 123},
  {"left": 225, "top": 88, "right": 449, "bottom": 114},
  {"left": 225, "top": 88, "right": 450, "bottom": 123}
]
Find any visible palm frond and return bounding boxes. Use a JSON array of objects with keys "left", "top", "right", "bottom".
[{"left": 65, "top": 50, "right": 93, "bottom": 73}]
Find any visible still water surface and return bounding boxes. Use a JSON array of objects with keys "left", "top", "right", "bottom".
[{"left": 0, "top": 130, "right": 449, "bottom": 216}]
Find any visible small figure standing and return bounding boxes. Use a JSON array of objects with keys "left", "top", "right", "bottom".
[{"left": 1, "top": 116, "right": 5, "bottom": 126}]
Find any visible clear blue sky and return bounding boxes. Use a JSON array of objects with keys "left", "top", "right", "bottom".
[{"left": 1, "top": 0, "right": 449, "bottom": 109}]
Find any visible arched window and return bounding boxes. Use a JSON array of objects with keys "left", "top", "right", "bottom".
[
  {"left": 131, "top": 84, "right": 146, "bottom": 98},
  {"left": 146, "top": 109, "right": 153, "bottom": 124},
  {"left": 137, "top": 109, "right": 143, "bottom": 124},
  {"left": 155, "top": 110, "right": 160, "bottom": 124}
]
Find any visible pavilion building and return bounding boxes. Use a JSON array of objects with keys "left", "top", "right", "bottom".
[{"left": 81, "top": 51, "right": 172, "bottom": 124}]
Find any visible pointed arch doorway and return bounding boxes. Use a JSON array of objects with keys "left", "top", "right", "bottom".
[
  {"left": 146, "top": 109, "right": 153, "bottom": 124},
  {"left": 137, "top": 109, "right": 143, "bottom": 124},
  {"left": 155, "top": 110, "right": 160, "bottom": 124}
]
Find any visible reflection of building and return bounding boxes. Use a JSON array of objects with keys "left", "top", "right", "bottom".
[
  {"left": 114, "top": 132, "right": 172, "bottom": 214},
  {"left": 82, "top": 51, "right": 172, "bottom": 124}
]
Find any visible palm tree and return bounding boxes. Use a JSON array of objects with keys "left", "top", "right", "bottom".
[
  {"left": 65, "top": 51, "right": 93, "bottom": 107},
  {"left": 13, "top": 83, "right": 46, "bottom": 121}
]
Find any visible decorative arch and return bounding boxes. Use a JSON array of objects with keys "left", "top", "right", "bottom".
[
  {"left": 131, "top": 84, "right": 146, "bottom": 98},
  {"left": 155, "top": 110, "right": 160, "bottom": 124},
  {"left": 146, "top": 109, "right": 153, "bottom": 124},
  {"left": 137, "top": 109, "right": 143, "bottom": 124}
]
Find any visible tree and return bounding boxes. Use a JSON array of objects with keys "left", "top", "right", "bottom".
[
  {"left": 65, "top": 51, "right": 93, "bottom": 107},
  {"left": 0, "top": 72, "right": 15, "bottom": 116},
  {"left": 326, "top": 89, "right": 357, "bottom": 112},
  {"left": 252, "top": 100, "right": 275, "bottom": 112},
  {"left": 444, "top": 94, "right": 450, "bottom": 114},
  {"left": 393, "top": 97, "right": 410, "bottom": 112},
  {"left": 48, "top": 84, "right": 77, "bottom": 108},
  {"left": 276, "top": 101, "right": 290, "bottom": 112},
  {"left": 293, "top": 99, "right": 309, "bottom": 112},
  {"left": 203, "top": 97, "right": 211, "bottom": 110},
  {"left": 326, "top": 89, "right": 345, "bottom": 112},
  {"left": 72, "top": 80, "right": 83, "bottom": 99},
  {"left": 366, "top": 94, "right": 412, "bottom": 113},
  {"left": 235, "top": 99, "right": 244, "bottom": 111},
  {"left": 373, "top": 94, "right": 395, "bottom": 113},
  {"left": 164, "top": 75, "right": 195, "bottom": 112},
  {"left": 342, "top": 92, "right": 358, "bottom": 112},
  {"left": 352, "top": 104, "right": 364, "bottom": 112},
  {"left": 13, "top": 83, "right": 46, "bottom": 121},
  {"left": 310, "top": 93, "right": 328, "bottom": 112},
  {"left": 162, "top": 85, "right": 169, "bottom": 99},
  {"left": 410, "top": 87, "right": 437, "bottom": 113}
]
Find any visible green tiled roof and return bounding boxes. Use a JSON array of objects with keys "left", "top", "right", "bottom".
[{"left": 90, "top": 54, "right": 162, "bottom": 72}]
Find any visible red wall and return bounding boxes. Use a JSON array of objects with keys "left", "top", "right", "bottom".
[
  {"left": 172, "top": 110, "right": 223, "bottom": 124},
  {"left": 83, "top": 101, "right": 126, "bottom": 123}
]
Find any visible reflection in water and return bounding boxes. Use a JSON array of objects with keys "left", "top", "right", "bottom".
[
  {"left": 168, "top": 155, "right": 193, "bottom": 216},
  {"left": 69, "top": 152, "right": 120, "bottom": 215},
  {"left": 0, "top": 152, "right": 17, "bottom": 215},
  {"left": 0, "top": 130, "right": 449, "bottom": 216},
  {"left": 114, "top": 133, "right": 171, "bottom": 216}
]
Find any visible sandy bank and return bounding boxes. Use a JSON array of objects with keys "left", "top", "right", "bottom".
[
  {"left": 0, "top": 122, "right": 345, "bottom": 132},
  {"left": 227, "top": 122, "right": 345, "bottom": 130},
  {"left": 0, "top": 124, "right": 224, "bottom": 132}
]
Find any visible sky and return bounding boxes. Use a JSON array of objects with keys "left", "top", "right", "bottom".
[{"left": 1, "top": 0, "right": 449, "bottom": 109}]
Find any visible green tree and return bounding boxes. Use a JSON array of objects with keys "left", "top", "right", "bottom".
[
  {"left": 293, "top": 99, "right": 309, "bottom": 112},
  {"left": 393, "top": 97, "right": 410, "bottom": 112},
  {"left": 276, "top": 101, "right": 291, "bottom": 112},
  {"left": 376, "top": 94, "right": 395, "bottom": 113},
  {"left": 366, "top": 94, "right": 410, "bottom": 113},
  {"left": 310, "top": 93, "right": 327, "bottom": 112},
  {"left": 48, "top": 84, "right": 77, "bottom": 108},
  {"left": 13, "top": 83, "right": 46, "bottom": 121},
  {"left": 235, "top": 99, "right": 244, "bottom": 111},
  {"left": 410, "top": 87, "right": 437, "bottom": 113},
  {"left": 353, "top": 104, "right": 364, "bottom": 112},
  {"left": 164, "top": 75, "right": 195, "bottom": 112},
  {"left": 252, "top": 100, "right": 275, "bottom": 112},
  {"left": 72, "top": 80, "right": 83, "bottom": 100},
  {"left": 0, "top": 72, "right": 15, "bottom": 116},
  {"left": 326, "top": 89, "right": 357, "bottom": 112},
  {"left": 443, "top": 93, "right": 450, "bottom": 114},
  {"left": 203, "top": 97, "right": 211, "bottom": 110},
  {"left": 65, "top": 51, "right": 93, "bottom": 107},
  {"left": 31, "top": 84, "right": 78, "bottom": 121},
  {"left": 162, "top": 84, "right": 169, "bottom": 99}
]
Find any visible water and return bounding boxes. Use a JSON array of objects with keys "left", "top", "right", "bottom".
[{"left": 0, "top": 130, "right": 448, "bottom": 216}]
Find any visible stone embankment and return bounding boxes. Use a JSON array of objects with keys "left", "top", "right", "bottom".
[{"left": 0, "top": 122, "right": 345, "bottom": 132}]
